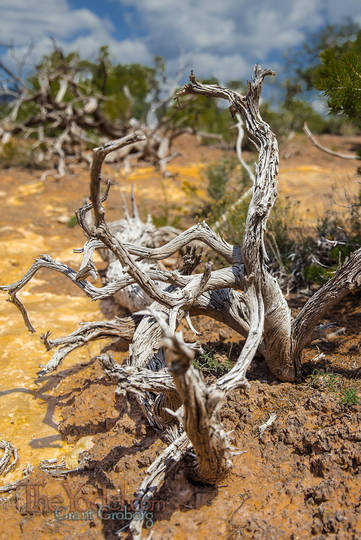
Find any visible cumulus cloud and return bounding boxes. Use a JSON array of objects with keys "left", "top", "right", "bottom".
[
  {"left": 1, "top": 0, "right": 361, "bottom": 81},
  {"left": 0, "top": 0, "right": 152, "bottom": 69},
  {"left": 118, "top": 0, "right": 361, "bottom": 79},
  {"left": 1, "top": 0, "right": 111, "bottom": 45}
]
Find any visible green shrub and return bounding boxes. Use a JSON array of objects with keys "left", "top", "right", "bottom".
[
  {"left": 0, "top": 141, "right": 46, "bottom": 169},
  {"left": 302, "top": 263, "right": 336, "bottom": 285},
  {"left": 193, "top": 153, "right": 361, "bottom": 290},
  {"left": 204, "top": 155, "right": 243, "bottom": 201},
  {"left": 308, "top": 368, "right": 340, "bottom": 391}
]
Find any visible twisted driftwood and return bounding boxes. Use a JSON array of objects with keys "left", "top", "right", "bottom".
[{"left": 2, "top": 65, "right": 361, "bottom": 538}]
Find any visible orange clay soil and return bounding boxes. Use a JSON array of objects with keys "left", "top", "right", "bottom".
[{"left": 0, "top": 133, "right": 360, "bottom": 540}]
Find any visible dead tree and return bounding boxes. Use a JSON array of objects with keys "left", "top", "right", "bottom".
[
  {"left": 0, "top": 48, "right": 120, "bottom": 178},
  {"left": 0, "top": 47, "right": 195, "bottom": 178},
  {"left": 304, "top": 122, "right": 360, "bottom": 160},
  {"left": 2, "top": 66, "right": 361, "bottom": 537}
]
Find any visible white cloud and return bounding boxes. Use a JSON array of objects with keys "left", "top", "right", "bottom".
[
  {"left": 182, "top": 52, "right": 249, "bottom": 81},
  {"left": 118, "top": 0, "right": 361, "bottom": 80},
  {"left": 326, "top": 0, "right": 361, "bottom": 21},
  {"left": 0, "top": 0, "right": 152, "bottom": 69},
  {"left": 1, "top": 0, "right": 361, "bottom": 82},
  {"left": 312, "top": 99, "right": 328, "bottom": 114},
  {"left": 119, "top": 0, "right": 322, "bottom": 55},
  {"left": 1, "top": 0, "right": 110, "bottom": 45}
]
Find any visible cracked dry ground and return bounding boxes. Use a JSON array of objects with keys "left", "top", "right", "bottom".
[{"left": 0, "top": 133, "right": 360, "bottom": 539}]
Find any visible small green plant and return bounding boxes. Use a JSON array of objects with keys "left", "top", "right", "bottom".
[
  {"left": 195, "top": 155, "right": 252, "bottom": 242},
  {"left": 152, "top": 176, "right": 183, "bottom": 228},
  {"left": 193, "top": 349, "right": 232, "bottom": 376},
  {"left": 302, "top": 263, "right": 336, "bottom": 286},
  {"left": 152, "top": 205, "right": 182, "bottom": 228},
  {"left": 308, "top": 368, "right": 340, "bottom": 391},
  {"left": 266, "top": 197, "right": 300, "bottom": 272},
  {"left": 339, "top": 387, "right": 359, "bottom": 407},
  {"left": 66, "top": 214, "right": 78, "bottom": 228}
]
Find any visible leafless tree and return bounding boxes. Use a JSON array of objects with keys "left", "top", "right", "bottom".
[
  {"left": 1, "top": 66, "right": 361, "bottom": 538},
  {"left": 0, "top": 46, "right": 195, "bottom": 178}
]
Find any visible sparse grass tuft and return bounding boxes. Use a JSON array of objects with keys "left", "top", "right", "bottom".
[
  {"left": 193, "top": 349, "right": 233, "bottom": 377},
  {"left": 307, "top": 368, "right": 340, "bottom": 392},
  {"left": 0, "top": 141, "right": 47, "bottom": 169},
  {"left": 339, "top": 387, "right": 359, "bottom": 407}
]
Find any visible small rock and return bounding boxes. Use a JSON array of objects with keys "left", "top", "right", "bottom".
[
  {"left": 335, "top": 511, "right": 344, "bottom": 522},
  {"left": 57, "top": 215, "right": 70, "bottom": 224},
  {"left": 311, "top": 517, "right": 323, "bottom": 534},
  {"left": 219, "top": 328, "right": 228, "bottom": 340}
]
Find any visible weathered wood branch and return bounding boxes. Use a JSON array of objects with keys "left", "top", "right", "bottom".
[
  {"left": 100, "top": 353, "right": 176, "bottom": 395},
  {"left": 77, "top": 222, "right": 241, "bottom": 277},
  {"left": 0, "top": 48, "right": 199, "bottom": 178},
  {"left": 292, "top": 247, "right": 361, "bottom": 358},
  {"left": 304, "top": 122, "right": 359, "bottom": 160},
  {"left": 37, "top": 318, "right": 138, "bottom": 376},
  {"left": 177, "top": 66, "right": 295, "bottom": 383},
  {"left": 163, "top": 329, "right": 232, "bottom": 483},
  {"left": 129, "top": 431, "right": 190, "bottom": 540}
]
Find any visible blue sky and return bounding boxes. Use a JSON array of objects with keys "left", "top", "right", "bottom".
[{"left": 1, "top": 0, "right": 361, "bottom": 86}]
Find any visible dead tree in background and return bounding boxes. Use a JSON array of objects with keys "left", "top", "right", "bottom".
[
  {"left": 0, "top": 46, "right": 192, "bottom": 178},
  {"left": 1, "top": 66, "right": 361, "bottom": 538}
]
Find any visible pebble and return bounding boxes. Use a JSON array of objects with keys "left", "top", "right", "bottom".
[{"left": 57, "top": 215, "right": 70, "bottom": 224}]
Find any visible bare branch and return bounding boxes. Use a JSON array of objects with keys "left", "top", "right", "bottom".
[
  {"left": 164, "top": 329, "right": 232, "bottom": 483},
  {"left": 304, "top": 122, "right": 359, "bottom": 160},
  {"left": 0, "top": 440, "right": 18, "bottom": 477},
  {"left": 129, "top": 432, "right": 190, "bottom": 540},
  {"left": 292, "top": 247, "right": 361, "bottom": 358},
  {"left": 37, "top": 317, "right": 138, "bottom": 376}
]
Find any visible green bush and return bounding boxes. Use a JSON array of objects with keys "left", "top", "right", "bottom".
[
  {"left": 261, "top": 100, "right": 329, "bottom": 138},
  {"left": 195, "top": 155, "right": 251, "bottom": 230},
  {"left": 308, "top": 368, "right": 340, "bottom": 391},
  {"left": 205, "top": 156, "right": 238, "bottom": 201},
  {"left": 66, "top": 215, "right": 78, "bottom": 228},
  {"left": 302, "top": 264, "right": 335, "bottom": 285},
  {"left": 0, "top": 141, "right": 46, "bottom": 169}
]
